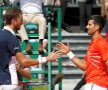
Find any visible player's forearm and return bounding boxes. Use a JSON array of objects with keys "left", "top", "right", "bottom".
[
  {"left": 21, "top": 59, "right": 39, "bottom": 67},
  {"left": 21, "top": 56, "right": 49, "bottom": 67},
  {"left": 71, "top": 57, "right": 86, "bottom": 71},
  {"left": 16, "top": 52, "right": 46, "bottom": 67},
  {"left": 67, "top": 51, "right": 86, "bottom": 71}
]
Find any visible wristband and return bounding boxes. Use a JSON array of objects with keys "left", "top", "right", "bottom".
[
  {"left": 38, "top": 55, "right": 47, "bottom": 64},
  {"left": 67, "top": 51, "right": 75, "bottom": 60}
]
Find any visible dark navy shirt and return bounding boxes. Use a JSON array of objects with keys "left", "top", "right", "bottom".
[{"left": 0, "top": 30, "right": 21, "bottom": 85}]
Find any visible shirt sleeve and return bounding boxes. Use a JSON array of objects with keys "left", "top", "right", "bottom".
[
  {"left": 7, "top": 36, "right": 22, "bottom": 56},
  {"left": 97, "top": 41, "right": 108, "bottom": 61}
]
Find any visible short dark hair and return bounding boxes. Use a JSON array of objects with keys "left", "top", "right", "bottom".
[
  {"left": 3, "top": 8, "right": 22, "bottom": 24},
  {"left": 88, "top": 15, "right": 105, "bottom": 32}
]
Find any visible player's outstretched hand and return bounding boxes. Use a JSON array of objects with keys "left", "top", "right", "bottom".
[
  {"left": 56, "top": 42, "right": 71, "bottom": 54},
  {"left": 46, "top": 51, "right": 62, "bottom": 62}
]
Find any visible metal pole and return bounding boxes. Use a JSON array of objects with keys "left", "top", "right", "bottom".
[
  {"left": 47, "top": 21, "right": 52, "bottom": 90},
  {"left": 57, "top": 7, "right": 62, "bottom": 90}
]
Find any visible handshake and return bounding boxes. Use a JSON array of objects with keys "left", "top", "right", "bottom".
[{"left": 41, "top": 42, "right": 75, "bottom": 63}]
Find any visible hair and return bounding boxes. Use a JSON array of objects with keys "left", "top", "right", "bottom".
[
  {"left": 3, "top": 8, "right": 22, "bottom": 25},
  {"left": 88, "top": 15, "right": 105, "bottom": 32}
]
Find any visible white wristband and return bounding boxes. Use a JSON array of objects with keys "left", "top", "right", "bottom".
[
  {"left": 38, "top": 56, "right": 47, "bottom": 64},
  {"left": 67, "top": 51, "right": 75, "bottom": 60}
]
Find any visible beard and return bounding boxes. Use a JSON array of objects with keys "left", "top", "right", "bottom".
[{"left": 15, "top": 25, "right": 21, "bottom": 31}]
